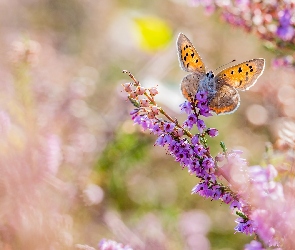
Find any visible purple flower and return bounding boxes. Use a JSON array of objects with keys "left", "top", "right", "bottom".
[
  {"left": 212, "top": 186, "right": 222, "bottom": 200},
  {"left": 278, "top": 9, "right": 292, "bottom": 27},
  {"left": 151, "top": 123, "right": 161, "bottom": 135},
  {"left": 196, "top": 100, "right": 211, "bottom": 117},
  {"left": 244, "top": 240, "right": 265, "bottom": 250},
  {"left": 222, "top": 193, "right": 233, "bottom": 204},
  {"left": 192, "top": 181, "right": 222, "bottom": 199},
  {"left": 235, "top": 218, "right": 255, "bottom": 235},
  {"left": 163, "top": 134, "right": 173, "bottom": 144},
  {"left": 188, "top": 160, "right": 200, "bottom": 173},
  {"left": 130, "top": 109, "right": 139, "bottom": 116},
  {"left": 272, "top": 56, "right": 294, "bottom": 68},
  {"left": 192, "top": 182, "right": 213, "bottom": 197},
  {"left": 202, "top": 157, "right": 214, "bottom": 171},
  {"left": 198, "top": 104, "right": 212, "bottom": 117},
  {"left": 196, "top": 91, "right": 208, "bottom": 102},
  {"left": 191, "top": 182, "right": 206, "bottom": 194},
  {"left": 207, "top": 128, "right": 218, "bottom": 137},
  {"left": 230, "top": 200, "right": 242, "bottom": 210},
  {"left": 193, "top": 144, "right": 206, "bottom": 157},
  {"left": 276, "top": 25, "right": 295, "bottom": 41},
  {"left": 132, "top": 115, "right": 152, "bottom": 130},
  {"left": 179, "top": 101, "right": 192, "bottom": 115},
  {"left": 184, "top": 114, "right": 198, "bottom": 129},
  {"left": 164, "top": 122, "right": 175, "bottom": 133},
  {"left": 195, "top": 91, "right": 212, "bottom": 117},
  {"left": 155, "top": 135, "right": 165, "bottom": 146},
  {"left": 140, "top": 118, "right": 152, "bottom": 130},
  {"left": 276, "top": 9, "right": 295, "bottom": 41},
  {"left": 197, "top": 119, "right": 206, "bottom": 132},
  {"left": 191, "top": 134, "right": 200, "bottom": 145}
]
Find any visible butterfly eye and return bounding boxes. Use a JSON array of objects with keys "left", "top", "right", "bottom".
[
  {"left": 206, "top": 73, "right": 209, "bottom": 77},
  {"left": 211, "top": 74, "right": 214, "bottom": 79}
]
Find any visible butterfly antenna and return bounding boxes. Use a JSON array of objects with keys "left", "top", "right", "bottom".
[{"left": 215, "top": 59, "right": 236, "bottom": 71}]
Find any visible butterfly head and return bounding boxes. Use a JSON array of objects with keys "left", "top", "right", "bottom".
[{"left": 206, "top": 71, "right": 214, "bottom": 79}]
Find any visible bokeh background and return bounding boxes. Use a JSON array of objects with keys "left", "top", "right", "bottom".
[{"left": 0, "top": 0, "right": 293, "bottom": 249}]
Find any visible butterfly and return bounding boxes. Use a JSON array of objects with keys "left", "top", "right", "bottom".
[{"left": 177, "top": 33, "right": 265, "bottom": 115}]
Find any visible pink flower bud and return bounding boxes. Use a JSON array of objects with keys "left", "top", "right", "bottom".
[
  {"left": 147, "top": 111, "right": 155, "bottom": 119},
  {"left": 122, "top": 83, "right": 132, "bottom": 93},
  {"left": 135, "top": 86, "right": 145, "bottom": 95},
  {"left": 129, "top": 91, "right": 137, "bottom": 99},
  {"left": 151, "top": 106, "right": 159, "bottom": 115},
  {"left": 140, "top": 99, "right": 149, "bottom": 107},
  {"left": 149, "top": 87, "right": 158, "bottom": 96},
  {"left": 174, "top": 128, "right": 184, "bottom": 137}
]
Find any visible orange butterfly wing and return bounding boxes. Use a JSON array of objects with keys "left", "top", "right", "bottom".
[
  {"left": 177, "top": 33, "right": 206, "bottom": 74},
  {"left": 214, "top": 59, "right": 265, "bottom": 90},
  {"left": 209, "top": 85, "right": 240, "bottom": 115}
]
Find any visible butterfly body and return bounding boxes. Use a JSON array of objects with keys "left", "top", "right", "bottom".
[{"left": 177, "top": 33, "right": 265, "bottom": 115}]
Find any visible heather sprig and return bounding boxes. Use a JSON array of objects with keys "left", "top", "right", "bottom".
[{"left": 122, "top": 70, "right": 255, "bottom": 237}]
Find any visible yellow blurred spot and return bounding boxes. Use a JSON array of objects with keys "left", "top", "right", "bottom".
[{"left": 133, "top": 16, "right": 172, "bottom": 52}]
